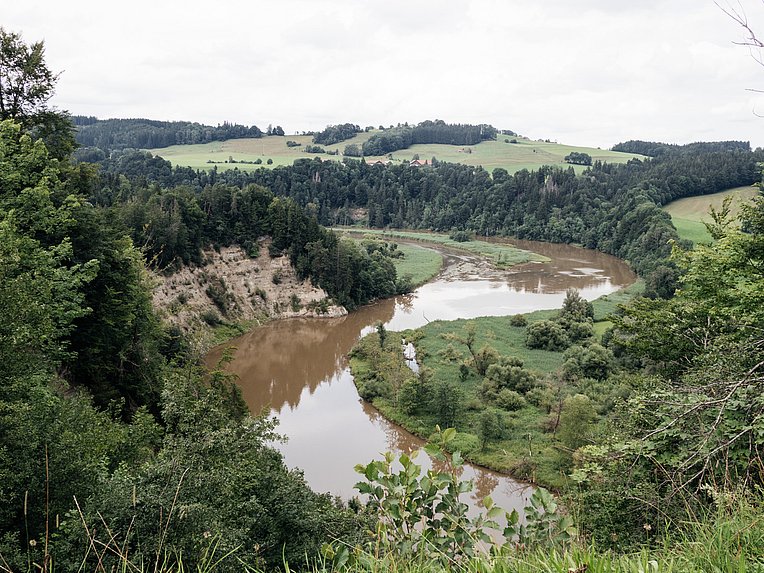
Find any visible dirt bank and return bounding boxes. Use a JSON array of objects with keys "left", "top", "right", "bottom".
[{"left": 152, "top": 240, "right": 346, "bottom": 335}]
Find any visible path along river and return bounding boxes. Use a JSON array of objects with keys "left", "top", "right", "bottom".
[{"left": 207, "top": 239, "right": 636, "bottom": 519}]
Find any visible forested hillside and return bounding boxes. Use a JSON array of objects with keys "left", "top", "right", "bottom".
[
  {"left": 72, "top": 116, "right": 264, "bottom": 151},
  {"left": 612, "top": 138, "right": 750, "bottom": 157}
]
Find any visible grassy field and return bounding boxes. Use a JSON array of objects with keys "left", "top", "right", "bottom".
[
  {"left": 383, "top": 137, "right": 643, "bottom": 174},
  {"left": 148, "top": 131, "right": 644, "bottom": 174},
  {"left": 663, "top": 185, "right": 760, "bottom": 243},
  {"left": 392, "top": 243, "right": 444, "bottom": 287},
  {"left": 336, "top": 228, "right": 549, "bottom": 268}
]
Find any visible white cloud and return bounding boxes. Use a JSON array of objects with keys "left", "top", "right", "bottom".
[{"left": 4, "top": 0, "right": 764, "bottom": 147}]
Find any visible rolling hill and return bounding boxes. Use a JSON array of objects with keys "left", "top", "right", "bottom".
[{"left": 148, "top": 131, "right": 644, "bottom": 174}]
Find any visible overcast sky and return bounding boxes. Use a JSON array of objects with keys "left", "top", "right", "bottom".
[{"left": 5, "top": 0, "right": 764, "bottom": 148}]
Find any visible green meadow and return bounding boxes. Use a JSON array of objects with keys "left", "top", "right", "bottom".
[
  {"left": 149, "top": 131, "right": 644, "bottom": 174},
  {"left": 391, "top": 243, "right": 444, "bottom": 287},
  {"left": 382, "top": 137, "right": 644, "bottom": 174},
  {"left": 663, "top": 185, "right": 759, "bottom": 243}
]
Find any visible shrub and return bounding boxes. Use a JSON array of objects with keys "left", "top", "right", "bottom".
[
  {"left": 526, "top": 320, "right": 570, "bottom": 351},
  {"left": 525, "top": 386, "right": 554, "bottom": 409},
  {"left": 496, "top": 389, "right": 525, "bottom": 411},
  {"left": 305, "top": 298, "right": 330, "bottom": 314},
  {"left": 473, "top": 344, "right": 499, "bottom": 376},
  {"left": 205, "top": 276, "right": 237, "bottom": 316},
  {"left": 484, "top": 356, "right": 538, "bottom": 394},
  {"left": 478, "top": 408, "right": 505, "bottom": 449},
  {"left": 559, "top": 288, "right": 594, "bottom": 322},
  {"left": 449, "top": 229, "right": 472, "bottom": 242},
  {"left": 558, "top": 394, "right": 597, "bottom": 450},
  {"left": 430, "top": 379, "right": 463, "bottom": 427},
  {"left": 510, "top": 314, "right": 528, "bottom": 327},
  {"left": 562, "top": 343, "right": 615, "bottom": 381},
  {"left": 398, "top": 379, "right": 421, "bottom": 415},
  {"left": 563, "top": 318, "right": 595, "bottom": 343},
  {"left": 201, "top": 310, "right": 222, "bottom": 326}
]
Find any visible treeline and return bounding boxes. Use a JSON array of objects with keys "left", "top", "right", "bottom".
[
  {"left": 612, "top": 139, "right": 750, "bottom": 157},
  {"left": 312, "top": 122, "right": 361, "bottom": 145},
  {"left": 72, "top": 116, "right": 264, "bottom": 151},
  {"left": 361, "top": 120, "right": 499, "bottom": 155},
  {"left": 95, "top": 143, "right": 762, "bottom": 288}
]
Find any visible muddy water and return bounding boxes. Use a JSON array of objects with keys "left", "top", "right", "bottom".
[{"left": 208, "top": 240, "right": 635, "bottom": 516}]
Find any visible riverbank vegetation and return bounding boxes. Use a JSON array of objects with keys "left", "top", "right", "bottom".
[
  {"left": 350, "top": 283, "right": 644, "bottom": 488},
  {"left": 387, "top": 242, "right": 445, "bottom": 287},
  {"left": 350, "top": 182, "right": 764, "bottom": 560}
]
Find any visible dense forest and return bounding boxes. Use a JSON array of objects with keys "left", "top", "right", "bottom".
[
  {"left": 612, "top": 138, "right": 751, "bottom": 157},
  {"left": 361, "top": 120, "right": 499, "bottom": 155},
  {"left": 72, "top": 116, "right": 264, "bottom": 151},
  {"left": 312, "top": 122, "right": 362, "bottom": 145},
  {"left": 3, "top": 25, "right": 764, "bottom": 573}
]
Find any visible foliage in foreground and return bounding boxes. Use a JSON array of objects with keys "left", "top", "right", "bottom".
[{"left": 344, "top": 428, "right": 574, "bottom": 567}]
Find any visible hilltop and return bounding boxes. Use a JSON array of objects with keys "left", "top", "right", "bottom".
[{"left": 148, "top": 130, "right": 643, "bottom": 174}]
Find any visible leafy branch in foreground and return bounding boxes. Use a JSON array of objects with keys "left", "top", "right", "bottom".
[{"left": 325, "top": 427, "right": 575, "bottom": 568}]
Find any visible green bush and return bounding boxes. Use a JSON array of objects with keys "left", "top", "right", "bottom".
[
  {"left": 526, "top": 320, "right": 570, "bottom": 351},
  {"left": 201, "top": 309, "right": 222, "bottom": 326},
  {"left": 510, "top": 313, "right": 528, "bottom": 327},
  {"left": 496, "top": 389, "right": 525, "bottom": 411}
]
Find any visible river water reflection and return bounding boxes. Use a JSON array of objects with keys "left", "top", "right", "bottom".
[{"left": 208, "top": 239, "right": 635, "bottom": 517}]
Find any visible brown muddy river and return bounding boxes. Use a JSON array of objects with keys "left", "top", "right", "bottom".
[{"left": 208, "top": 239, "right": 635, "bottom": 518}]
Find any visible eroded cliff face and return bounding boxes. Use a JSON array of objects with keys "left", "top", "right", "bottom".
[{"left": 152, "top": 240, "right": 346, "bottom": 333}]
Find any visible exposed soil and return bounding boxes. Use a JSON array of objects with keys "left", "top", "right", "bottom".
[
  {"left": 152, "top": 240, "right": 346, "bottom": 335},
  {"left": 436, "top": 251, "right": 509, "bottom": 281}
]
